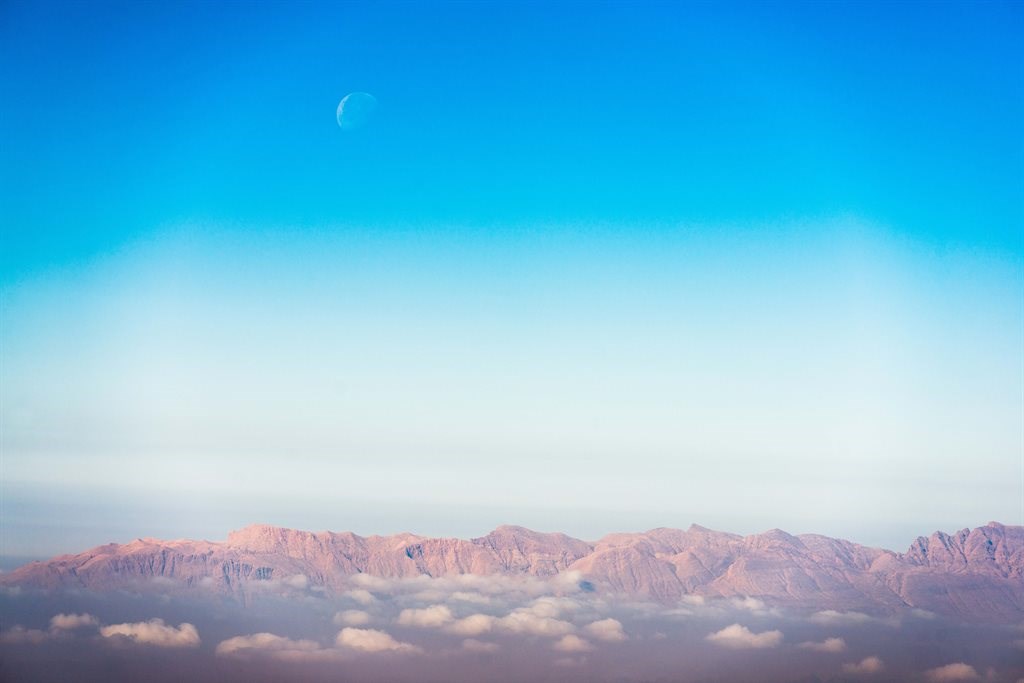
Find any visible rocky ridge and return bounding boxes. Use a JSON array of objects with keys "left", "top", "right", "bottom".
[{"left": 3, "top": 522, "right": 1021, "bottom": 622}]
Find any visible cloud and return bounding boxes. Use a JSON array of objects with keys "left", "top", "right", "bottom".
[
  {"left": 335, "top": 628, "right": 420, "bottom": 654},
  {"left": 705, "top": 624, "right": 783, "bottom": 649},
  {"left": 445, "top": 614, "right": 497, "bottom": 637},
  {"left": 552, "top": 634, "right": 593, "bottom": 652},
  {"left": 342, "top": 572, "right": 586, "bottom": 607},
  {"left": 282, "top": 575, "right": 309, "bottom": 589},
  {"left": 409, "top": 589, "right": 447, "bottom": 603},
  {"left": 462, "top": 638, "right": 499, "bottom": 653},
  {"left": 449, "top": 591, "right": 492, "bottom": 605},
  {"left": 99, "top": 619, "right": 200, "bottom": 648},
  {"left": 215, "top": 633, "right": 322, "bottom": 659},
  {"left": 924, "top": 663, "right": 981, "bottom": 682},
  {"left": 497, "top": 611, "right": 575, "bottom": 637},
  {"left": 731, "top": 596, "right": 768, "bottom": 612},
  {"left": 583, "top": 618, "right": 627, "bottom": 642},
  {"left": 396, "top": 605, "right": 454, "bottom": 628},
  {"left": 49, "top": 613, "right": 99, "bottom": 631},
  {"left": 2, "top": 613, "right": 102, "bottom": 644},
  {"left": 809, "top": 610, "right": 875, "bottom": 625},
  {"left": 520, "top": 596, "right": 580, "bottom": 619},
  {"left": 334, "top": 609, "right": 372, "bottom": 626},
  {"left": 0, "top": 627, "right": 49, "bottom": 644},
  {"left": 342, "top": 588, "right": 377, "bottom": 605},
  {"left": 797, "top": 637, "right": 846, "bottom": 653},
  {"left": 843, "top": 656, "right": 885, "bottom": 674}
]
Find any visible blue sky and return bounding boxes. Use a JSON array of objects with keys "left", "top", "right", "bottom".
[{"left": 1, "top": 1, "right": 1022, "bottom": 556}]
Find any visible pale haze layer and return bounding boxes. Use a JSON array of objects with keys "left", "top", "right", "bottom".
[{"left": 2, "top": 219, "right": 1020, "bottom": 556}]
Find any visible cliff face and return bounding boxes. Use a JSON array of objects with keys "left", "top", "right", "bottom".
[{"left": 4, "top": 522, "right": 1022, "bottom": 622}]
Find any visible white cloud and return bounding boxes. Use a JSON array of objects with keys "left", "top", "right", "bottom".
[
  {"left": 705, "top": 623, "right": 783, "bottom": 649},
  {"left": 809, "top": 610, "right": 874, "bottom": 625},
  {"left": 843, "top": 656, "right": 885, "bottom": 674},
  {"left": 584, "top": 618, "right": 627, "bottom": 642},
  {"left": 797, "top": 637, "right": 846, "bottom": 653},
  {"left": 552, "top": 634, "right": 593, "bottom": 652},
  {"left": 334, "top": 609, "right": 372, "bottom": 626},
  {"left": 100, "top": 619, "right": 200, "bottom": 648},
  {"left": 521, "top": 597, "right": 580, "bottom": 619},
  {"left": 410, "top": 589, "right": 447, "bottom": 603},
  {"left": 342, "top": 588, "right": 377, "bottom": 605},
  {"left": 450, "top": 591, "right": 492, "bottom": 605},
  {"left": 462, "top": 638, "right": 499, "bottom": 653},
  {"left": 282, "top": 575, "right": 308, "bottom": 589},
  {"left": 350, "top": 574, "right": 393, "bottom": 591},
  {"left": 215, "top": 633, "right": 322, "bottom": 659},
  {"left": 731, "top": 596, "right": 767, "bottom": 612},
  {"left": 497, "top": 611, "right": 575, "bottom": 637},
  {"left": 49, "top": 613, "right": 99, "bottom": 631},
  {"left": 446, "top": 614, "right": 497, "bottom": 637},
  {"left": 396, "top": 604, "right": 454, "bottom": 628},
  {"left": 335, "top": 628, "right": 420, "bottom": 654},
  {"left": 924, "top": 663, "right": 981, "bottom": 682}
]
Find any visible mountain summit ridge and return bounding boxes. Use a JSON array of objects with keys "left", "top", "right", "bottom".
[{"left": 4, "top": 522, "right": 1022, "bottom": 622}]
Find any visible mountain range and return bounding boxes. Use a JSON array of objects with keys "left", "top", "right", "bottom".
[{"left": 4, "top": 521, "right": 1021, "bottom": 622}]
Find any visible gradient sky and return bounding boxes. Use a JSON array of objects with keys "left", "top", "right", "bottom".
[{"left": 1, "top": 1, "right": 1022, "bottom": 557}]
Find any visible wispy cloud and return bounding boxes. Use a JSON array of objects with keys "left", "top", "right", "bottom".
[
  {"left": 809, "top": 610, "right": 875, "bottom": 625},
  {"left": 49, "top": 613, "right": 99, "bottom": 631},
  {"left": 797, "top": 637, "right": 846, "bottom": 653},
  {"left": 215, "top": 633, "right": 322, "bottom": 660},
  {"left": 334, "top": 609, "right": 373, "bottom": 626}
]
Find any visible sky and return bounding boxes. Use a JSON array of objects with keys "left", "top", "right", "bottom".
[{"left": 1, "top": 0, "right": 1022, "bottom": 557}]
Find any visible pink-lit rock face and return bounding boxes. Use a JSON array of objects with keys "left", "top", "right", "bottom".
[{"left": 4, "top": 522, "right": 1021, "bottom": 623}]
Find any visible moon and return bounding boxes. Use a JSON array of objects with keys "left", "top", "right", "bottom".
[{"left": 336, "top": 92, "right": 377, "bottom": 130}]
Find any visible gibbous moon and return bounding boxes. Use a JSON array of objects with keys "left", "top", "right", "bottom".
[{"left": 336, "top": 92, "right": 377, "bottom": 130}]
